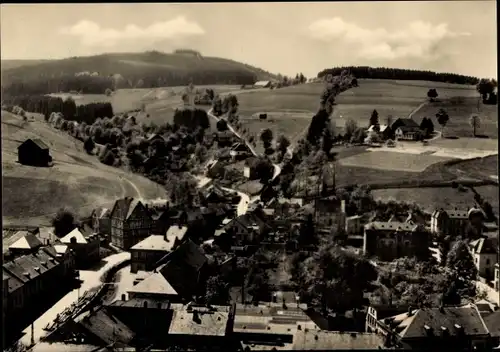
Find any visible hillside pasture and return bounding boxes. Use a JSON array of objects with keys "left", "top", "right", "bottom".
[
  {"left": 474, "top": 185, "right": 499, "bottom": 217},
  {"left": 1, "top": 110, "right": 166, "bottom": 229},
  {"left": 410, "top": 97, "right": 498, "bottom": 139},
  {"left": 236, "top": 79, "right": 479, "bottom": 140},
  {"left": 48, "top": 85, "right": 241, "bottom": 116},
  {"left": 445, "top": 155, "right": 498, "bottom": 180},
  {"left": 338, "top": 150, "right": 455, "bottom": 172},
  {"left": 372, "top": 186, "right": 478, "bottom": 213}
]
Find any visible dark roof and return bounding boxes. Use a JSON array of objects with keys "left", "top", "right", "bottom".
[
  {"left": 484, "top": 310, "right": 500, "bottom": 337},
  {"left": 387, "top": 305, "right": 489, "bottom": 339},
  {"left": 392, "top": 118, "right": 420, "bottom": 129},
  {"left": 111, "top": 197, "right": 150, "bottom": 221},
  {"left": 18, "top": 138, "right": 49, "bottom": 150},
  {"left": 293, "top": 331, "right": 384, "bottom": 350},
  {"left": 156, "top": 239, "right": 208, "bottom": 298},
  {"left": 470, "top": 237, "right": 498, "bottom": 255},
  {"left": 108, "top": 297, "right": 171, "bottom": 310},
  {"left": 79, "top": 307, "right": 135, "bottom": 348}
]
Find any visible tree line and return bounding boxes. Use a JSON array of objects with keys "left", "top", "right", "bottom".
[
  {"left": 2, "top": 63, "right": 259, "bottom": 96},
  {"left": 317, "top": 66, "right": 480, "bottom": 85},
  {"left": 2, "top": 95, "right": 114, "bottom": 125}
]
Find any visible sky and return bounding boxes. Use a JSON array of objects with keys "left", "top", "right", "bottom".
[{"left": 1, "top": 2, "right": 497, "bottom": 79}]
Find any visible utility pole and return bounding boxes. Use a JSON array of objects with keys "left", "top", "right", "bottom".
[{"left": 31, "top": 322, "right": 35, "bottom": 346}]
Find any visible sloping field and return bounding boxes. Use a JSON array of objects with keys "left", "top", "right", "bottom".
[
  {"left": 338, "top": 150, "right": 455, "bottom": 172},
  {"left": 410, "top": 97, "right": 498, "bottom": 138},
  {"left": 1, "top": 111, "right": 166, "bottom": 229},
  {"left": 238, "top": 79, "right": 478, "bottom": 128},
  {"left": 372, "top": 186, "right": 480, "bottom": 213}
]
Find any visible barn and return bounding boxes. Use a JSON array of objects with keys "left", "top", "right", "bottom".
[
  {"left": 17, "top": 139, "right": 52, "bottom": 167},
  {"left": 253, "top": 81, "right": 271, "bottom": 88}
]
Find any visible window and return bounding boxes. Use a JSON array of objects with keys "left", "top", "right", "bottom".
[{"left": 486, "top": 259, "right": 490, "bottom": 265}]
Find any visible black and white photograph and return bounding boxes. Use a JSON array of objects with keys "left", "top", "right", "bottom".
[{"left": 1, "top": 1, "right": 498, "bottom": 351}]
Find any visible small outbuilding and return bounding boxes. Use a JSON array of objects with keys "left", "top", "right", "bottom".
[{"left": 18, "top": 138, "right": 52, "bottom": 167}]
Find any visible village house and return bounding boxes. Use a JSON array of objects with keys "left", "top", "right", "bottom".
[
  {"left": 3, "top": 245, "right": 73, "bottom": 342},
  {"left": 314, "top": 197, "right": 347, "bottom": 234},
  {"left": 110, "top": 197, "right": 153, "bottom": 250},
  {"left": 91, "top": 207, "right": 111, "bottom": 237},
  {"left": 153, "top": 239, "right": 209, "bottom": 301},
  {"left": 130, "top": 225, "right": 187, "bottom": 273},
  {"left": 60, "top": 227, "right": 100, "bottom": 269},
  {"left": 366, "top": 124, "right": 392, "bottom": 140},
  {"left": 17, "top": 138, "right": 53, "bottom": 167},
  {"left": 8, "top": 232, "right": 43, "bottom": 257},
  {"left": 105, "top": 297, "right": 172, "bottom": 344},
  {"left": 218, "top": 211, "right": 271, "bottom": 247},
  {"left": 365, "top": 304, "right": 491, "bottom": 350},
  {"left": 469, "top": 237, "right": 498, "bottom": 279},
  {"left": 167, "top": 303, "right": 234, "bottom": 350},
  {"left": 391, "top": 118, "right": 422, "bottom": 141},
  {"left": 363, "top": 221, "right": 430, "bottom": 261},
  {"left": 230, "top": 142, "right": 251, "bottom": 160},
  {"left": 431, "top": 207, "right": 485, "bottom": 238}
]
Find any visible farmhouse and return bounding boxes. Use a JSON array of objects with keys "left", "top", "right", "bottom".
[
  {"left": 367, "top": 124, "right": 392, "bottom": 140},
  {"left": 391, "top": 118, "right": 422, "bottom": 141},
  {"left": 130, "top": 225, "right": 187, "bottom": 273},
  {"left": 365, "top": 304, "right": 490, "bottom": 350},
  {"left": 17, "top": 138, "right": 53, "bottom": 167},
  {"left": 469, "top": 237, "right": 498, "bottom": 279},
  {"left": 110, "top": 197, "right": 153, "bottom": 250},
  {"left": 230, "top": 142, "right": 251, "bottom": 160},
  {"left": 60, "top": 227, "right": 100, "bottom": 268},
  {"left": 253, "top": 81, "right": 271, "bottom": 88},
  {"left": 363, "top": 221, "right": 430, "bottom": 261},
  {"left": 430, "top": 207, "right": 484, "bottom": 238}
]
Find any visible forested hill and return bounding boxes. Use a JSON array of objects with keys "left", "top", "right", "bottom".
[
  {"left": 317, "top": 66, "right": 480, "bottom": 85},
  {"left": 1, "top": 50, "right": 277, "bottom": 96}
]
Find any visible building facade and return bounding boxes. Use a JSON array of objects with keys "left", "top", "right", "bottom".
[
  {"left": 363, "top": 221, "right": 430, "bottom": 261},
  {"left": 110, "top": 197, "right": 153, "bottom": 250}
]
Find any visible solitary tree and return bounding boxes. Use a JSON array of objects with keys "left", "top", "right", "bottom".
[
  {"left": 427, "top": 89, "right": 438, "bottom": 102},
  {"left": 436, "top": 109, "right": 450, "bottom": 137},
  {"left": 444, "top": 240, "right": 478, "bottom": 303},
  {"left": 369, "top": 109, "right": 379, "bottom": 127},
  {"left": 52, "top": 209, "right": 77, "bottom": 238},
  {"left": 469, "top": 114, "right": 481, "bottom": 137},
  {"left": 260, "top": 128, "right": 273, "bottom": 149}
]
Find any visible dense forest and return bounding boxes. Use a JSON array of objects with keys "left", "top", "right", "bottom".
[
  {"left": 317, "top": 66, "right": 480, "bottom": 85},
  {"left": 1, "top": 51, "right": 273, "bottom": 96},
  {"left": 2, "top": 95, "right": 113, "bottom": 125}
]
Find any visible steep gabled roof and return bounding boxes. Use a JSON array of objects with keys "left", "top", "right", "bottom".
[
  {"left": 484, "top": 310, "right": 500, "bottom": 337},
  {"left": 127, "top": 272, "right": 178, "bottom": 296},
  {"left": 9, "top": 233, "right": 43, "bottom": 250},
  {"left": 387, "top": 305, "right": 489, "bottom": 339},
  {"left": 111, "top": 197, "right": 149, "bottom": 221},
  {"left": 79, "top": 307, "right": 135, "bottom": 348},
  {"left": 60, "top": 227, "right": 89, "bottom": 244},
  {"left": 18, "top": 138, "right": 49, "bottom": 150},
  {"left": 392, "top": 118, "right": 420, "bottom": 129},
  {"left": 470, "top": 237, "right": 498, "bottom": 255}
]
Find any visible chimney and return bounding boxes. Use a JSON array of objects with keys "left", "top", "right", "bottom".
[
  {"left": 424, "top": 325, "right": 434, "bottom": 336},
  {"left": 272, "top": 293, "right": 278, "bottom": 303},
  {"left": 193, "top": 310, "right": 200, "bottom": 322},
  {"left": 454, "top": 324, "right": 464, "bottom": 335},
  {"left": 121, "top": 294, "right": 126, "bottom": 301},
  {"left": 143, "top": 301, "right": 148, "bottom": 309},
  {"left": 440, "top": 326, "right": 449, "bottom": 336},
  {"left": 341, "top": 199, "right": 346, "bottom": 214},
  {"left": 407, "top": 306, "right": 413, "bottom": 316},
  {"left": 298, "top": 324, "right": 302, "bottom": 331}
]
